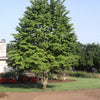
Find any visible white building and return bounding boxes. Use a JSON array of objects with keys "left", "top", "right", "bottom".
[{"left": 0, "top": 39, "right": 9, "bottom": 73}]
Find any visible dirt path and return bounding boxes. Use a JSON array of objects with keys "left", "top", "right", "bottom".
[{"left": 0, "top": 89, "right": 100, "bottom": 100}]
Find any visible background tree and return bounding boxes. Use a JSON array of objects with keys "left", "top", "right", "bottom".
[
  {"left": 92, "top": 43, "right": 100, "bottom": 72},
  {"left": 74, "top": 42, "right": 100, "bottom": 72}
]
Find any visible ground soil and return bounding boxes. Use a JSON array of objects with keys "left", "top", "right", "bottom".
[
  {"left": 0, "top": 79, "right": 100, "bottom": 100},
  {"left": 1, "top": 89, "right": 100, "bottom": 100}
]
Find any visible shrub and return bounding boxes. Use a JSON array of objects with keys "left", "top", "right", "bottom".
[
  {"left": 0, "top": 72, "right": 16, "bottom": 79},
  {"left": 48, "top": 73, "right": 54, "bottom": 79},
  {"left": 30, "top": 78, "right": 37, "bottom": 83},
  {"left": 8, "top": 79, "right": 17, "bottom": 83},
  {"left": 66, "top": 70, "right": 98, "bottom": 78},
  {"left": 22, "top": 77, "right": 28, "bottom": 82},
  {"left": 0, "top": 78, "right": 8, "bottom": 83}
]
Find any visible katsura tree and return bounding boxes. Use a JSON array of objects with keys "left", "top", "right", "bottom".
[{"left": 8, "top": 0, "right": 78, "bottom": 89}]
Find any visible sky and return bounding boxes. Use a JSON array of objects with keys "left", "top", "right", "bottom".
[{"left": 0, "top": 0, "right": 100, "bottom": 44}]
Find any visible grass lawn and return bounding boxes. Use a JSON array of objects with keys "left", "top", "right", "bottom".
[{"left": 0, "top": 78, "right": 100, "bottom": 92}]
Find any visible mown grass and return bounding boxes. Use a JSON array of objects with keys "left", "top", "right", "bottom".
[
  {"left": 0, "top": 78, "right": 100, "bottom": 92},
  {"left": 48, "top": 78, "right": 100, "bottom": 91}
]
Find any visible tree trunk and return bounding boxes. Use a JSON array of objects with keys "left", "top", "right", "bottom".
[
  {"left": 36, "top": 73, "right": 40, "bottom": 81},
  {"left": 62, "top": 70, "right": 66, "bottom": 81},
  {"left": 42, "top": 71, "right": 48, "bottom": 90},
  {"left": 43, "top": 78, "right": 48, "bottom": 90},
  {"left": 16, "top": 74, "right": 19, "bottom": 80}
]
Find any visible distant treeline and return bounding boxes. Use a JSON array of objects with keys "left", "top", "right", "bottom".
[
  {"left": 7, "top": 42, "right": 100, "bottom": 73},
  {"left": 73, "top": 42, "right": 100, "bottom": 72}
]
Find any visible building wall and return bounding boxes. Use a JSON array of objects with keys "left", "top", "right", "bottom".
[
  {"left": 0, "top": 39, "right": 9, "bottom": 73},
  {"left": 0, "top": 41, "right": 6, "bottom": 57},
  {"left": 0, "top": 61, "right": 8, "bottom": 72}
]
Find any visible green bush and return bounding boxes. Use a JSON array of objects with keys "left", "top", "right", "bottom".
[
  {"left": 48, "top": 73, "right": 54, "bottom": 79},
  {"left": 66, "top": 70, "right": 98, "bottom": 78},
  {"left": 0, "top": 71, "right": 29, "bottom": 80},
  {"left": 0, "top": 72, "right": 16, "bottom": 79}
]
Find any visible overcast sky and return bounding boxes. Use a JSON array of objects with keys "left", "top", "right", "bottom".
[{"left": 0, "top": 0, "right": 100, "bottom": 44}]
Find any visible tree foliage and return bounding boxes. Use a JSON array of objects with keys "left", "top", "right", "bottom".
[
  {"left": 74, "top": 42, "right": 100, "bottom": 72},
  {"left": 8, "top": 0, "right": 78, "bottom": 89}
]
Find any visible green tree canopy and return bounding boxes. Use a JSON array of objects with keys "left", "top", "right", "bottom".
[
  {"left": 74, "top": 42, "right": 100, "bottom": 72},
  {"left": 8, "top": 0, "right": 78, "bottom": 89}
]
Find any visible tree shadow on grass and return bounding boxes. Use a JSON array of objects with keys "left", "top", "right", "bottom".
[{"left": 0, "top": 82, "right": 54, "bottom": 90}]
